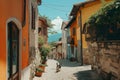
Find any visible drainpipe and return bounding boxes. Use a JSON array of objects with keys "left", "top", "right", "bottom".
[{"left": 79, "top": 10, "right": 83, "bottom": 66}]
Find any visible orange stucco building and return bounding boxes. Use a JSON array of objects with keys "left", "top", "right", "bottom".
[
  {"left": 69, "top": 0, "right": 111, "bottom": 64},
  {"left": 69, "top": 18, "right": 78, "bottom": 60},
  {"left": 70, "top": 19, "right": 78, "bottom": 47},
  {"left": 0, "top": 0, "right": 41, "bottom": 80}
]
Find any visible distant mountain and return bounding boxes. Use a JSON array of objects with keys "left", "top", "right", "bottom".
[{"left": 48, "top": 33, "right": 62, "bottom": 42}]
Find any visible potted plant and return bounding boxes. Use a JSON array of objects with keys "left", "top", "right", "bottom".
[
  {"left": 40, "top": 44, "right": 51, "bottom": 64},
  {"left": 35, "top": 67, "right": 44, "bottom": 77},
  {"left": 39, "top": 63, "right": 48, "bottom": 72}
]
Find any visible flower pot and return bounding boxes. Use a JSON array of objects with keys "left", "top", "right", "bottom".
[
  {"left": 35, "top": 67, "right": 44, "bottom": 77},
  {"left": 39, "top": 63, "right": 47, "bottom": 72},
  {"left": 39, "top": 66, "right": 45, "bottom": 72},
  {"left": 35, "top": 71, "right": 42, "bottom": 77}
]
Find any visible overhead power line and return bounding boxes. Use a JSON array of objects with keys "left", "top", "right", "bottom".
[
  {"left": 43, "top": 5, "right": 70, "bottom": 12},
  {"left": 42, "top": 3, "right": 71, "bottom": 7}
]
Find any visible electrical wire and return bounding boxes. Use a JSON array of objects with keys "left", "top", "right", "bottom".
[
  {"left": 42, "top": 3, "right": 71, "bottom": 7},
  {"left": 43, "top": 5, "right": 70, "bottom": 12}
]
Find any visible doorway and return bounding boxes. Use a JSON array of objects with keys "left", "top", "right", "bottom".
[{"left": 7, "top": 22, "right": 19, "bottom": 80}]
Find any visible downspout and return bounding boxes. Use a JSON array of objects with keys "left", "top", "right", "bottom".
[{"left": 79, "top": 10, "right": 83, "bottom": 65}]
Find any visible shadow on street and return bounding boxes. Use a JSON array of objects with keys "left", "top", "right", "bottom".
[
  {"left": 73, "top": 70, "right": 102, "bottom": 80},
  {"left": 57, "top": 59, "right": 81, "bottom": 67}
]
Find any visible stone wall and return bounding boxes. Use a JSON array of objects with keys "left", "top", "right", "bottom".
[
  {"left": 83, "top": 48, "right": 91, "bottom": 65},
  {"left": 88, "top": 42, "right": 120, "bottom": 80},
  {"left": 29, "top": 47, "right": 41, "bottom": 80}
]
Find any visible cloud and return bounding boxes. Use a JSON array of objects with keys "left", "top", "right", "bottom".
[{"left": 51, "top": 16, "right": 63, "bottom": 33}]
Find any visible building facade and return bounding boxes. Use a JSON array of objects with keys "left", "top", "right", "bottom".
[
  {"left": 55, "top": 41, "right": 62, "bottom": 59},
  {"left": 65, "top": 18, "right": 75, "bottom": 60},
  {"left": 69, "top": 0, "right": 111, "bottom": 64},
  {"left": 0, "top": 0, "right": 41, "bottom": 79},
  {"left": 83, "top": 0, "right": 120, "bottom": 79},
  {"left": 38, "top": 17, "right": 49, "bottom": 44},
  {"left": 61, "top": 21, "right": 68, "bottom": 59}
]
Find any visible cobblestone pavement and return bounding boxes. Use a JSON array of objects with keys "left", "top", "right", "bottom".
[{"left": 33, "top": 59, "right": 101, "bottom": 80}]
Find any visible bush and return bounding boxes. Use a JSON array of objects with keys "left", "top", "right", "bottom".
[
  {"left": 38, "top": 36, "right": 45, "bottom": 46},
  {"left": 85, "top": 0, "right": 120, "bottom": 41},
  {"left": 40, "top": 44, "right": 51, "bottom": 63},
  {"left": 40, "top": 44, "right": 51, "bottom": 56}
]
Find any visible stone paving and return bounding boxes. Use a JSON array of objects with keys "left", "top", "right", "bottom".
[{"left": 33, "top": 59, "right": 101, "bottom": 80}]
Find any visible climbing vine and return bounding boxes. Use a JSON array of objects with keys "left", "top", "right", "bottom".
[{"left": 85, "top": 0, "right": 120, "bottom": 42}]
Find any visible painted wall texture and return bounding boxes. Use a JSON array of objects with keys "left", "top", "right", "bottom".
[
  {"left": 61, "top": 21, "right": 68, "bottom": 59},
  {"left": 75, "top": 0, "right": 111, "bottom": 64},
  {"left": 76, "top": 0, "right": 111, "bottom": 48},
  {"left": 0, "top": 0, "right": 29, "bottom": 79},
  {"left": 70, "top": 20, "right": 78, "bottom": 47}
]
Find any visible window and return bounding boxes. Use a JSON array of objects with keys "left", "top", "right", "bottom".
[
  {"left": 38, "top": 27, "right": 41, "bottom": 33},
  {"left": 31, "top": 5, "right": 35, "bottom": 29},
  {"left": 8, "top": 22, "right": 19, "bottom": 79}
]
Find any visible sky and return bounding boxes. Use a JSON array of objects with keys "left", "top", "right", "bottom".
[{"left": 38, "top": 0, "right": 85, "bottom": 34}]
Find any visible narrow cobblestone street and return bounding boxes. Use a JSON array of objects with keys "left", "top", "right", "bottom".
[{"left": 33, "top": 59, "right": 101, "bottom": 80}]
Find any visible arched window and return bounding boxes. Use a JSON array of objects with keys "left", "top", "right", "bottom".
[{"left": 8, "top": 21, "right": 19, "bottom": 80}]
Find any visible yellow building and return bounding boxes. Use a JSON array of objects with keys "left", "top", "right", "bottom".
[
  {"left": 69, "top": 0, "right": 111, "bottom": 64},
  {"left": 69, "top": 18, "right": 78, "bottom": 61}
]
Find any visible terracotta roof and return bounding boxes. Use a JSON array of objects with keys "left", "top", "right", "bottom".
[
  {"left": 65, "top": 17, "right": 76, "bottom": 28},
  {"left": 70, "top": 0, "right": 95, "bottom": 16},
  {"left": 39, "top": 17, "right": 49, "bottom": 27},
  {"left": 56, "top": 41, "right": 62, "bottom": 46}
]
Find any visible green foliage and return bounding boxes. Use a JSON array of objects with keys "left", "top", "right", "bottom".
[
  {"left": 38, "top": 36, "right": 45, "bottom": 45},
  {"left": 39, "top": 64, "right": 48, "bottom": 67},
  {"left": 40, "top": 44, "right": 51, "bottom": 63},
  {"left": 87, "top": 0, "right": 120, "bottom": 27},
  {"left": 40, "top": 44, "right": 51, "bottom": 56},
  {"left": 36, "top": 67, "right": 44, "bottom": 72},
  {"left": 85, "top": 0, "right": 120, "bottom": 41}
]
